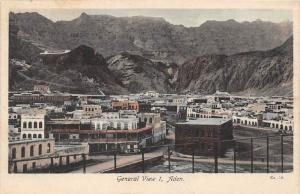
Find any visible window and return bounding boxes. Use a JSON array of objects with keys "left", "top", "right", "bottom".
[
  {"left": 117, "top": 122, "right": 121, "bottom": 130},
  {"left": 38, "top": 134, "right": 42, "bottom": 138},
  {"left": 23, "top": 122, "right": 27, "bottom": 128},
  {"left": 47, "top": 143, "right": 51, "bottom": 153},
  {"left": 28, "top": 122, "right": 32, "bottom": 128},
  {"left": 38, "top": 144, "right": 42, "bottom": 155},
  {"left": 32, "top": 162, "right": 36, "bottom": 170},
  {"left": 23, "top": 164, "right": 27, "bottom": 173},
  {"left": 30, "top": 145, "right": 34, "bottom": 157},
  {"left": 149, "top": 118, "right": 153, "bottom": 124},
  {"left": 11, "top": 148, "right": 16, "bottom": 159},
  {"left": 23, "top": 134, "right": 27, "bottom": 139},
  {"left": 28, "top": 134, "right": 32, "bottom": 139},
  {"left": 34, "top": 122, "right": 37, "bottom": 128},
  {"left": 144, "top": 118, "right": 147, "bottom": 123},
  {"left": 21, "top": 146, "right": 26, "bottom": 158},
  {"left": 124, "top": 123, "right": 128, "bottom": 130},
  {"left": 33, "top": 134, "right": 37, "bottom": 138},
  {"left": 110, "top": 122, "right": 114, "bottom": 128},
  {"left": 207, "top": 131, "right": 211, "bottom": 137},
  {"left": 39, "top": 122, "right": 43, "bottom": 128}
]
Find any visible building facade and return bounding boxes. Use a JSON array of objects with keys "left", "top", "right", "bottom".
[
  {"left": 21, "top": 114, "right": 45, "bottom": 140},
  {"left": 175, "top": 118, "right": 233, "bottom": 156},
  {"left": 8, "top": 139, "right": 55, "bottom": 172}
]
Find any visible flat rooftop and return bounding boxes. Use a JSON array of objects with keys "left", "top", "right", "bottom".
[
  {"left": 9, "top": 138, "right": 55, "bottom": 145},
  {"left": 177, "top": 118, "right": 231, "bottom": 126}
]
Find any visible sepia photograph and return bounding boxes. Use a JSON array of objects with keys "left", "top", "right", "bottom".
[{"left": 1, "top": 0, "right": 300, "bottom": 194}]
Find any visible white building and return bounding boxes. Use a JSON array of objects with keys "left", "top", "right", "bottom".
[
  {"left": 21, "top": 114, "right": 45, "bottom": 139},
  {"left": 101, "top": 112, "right": 120, "bottom": 119},
  {"left": 91, "top": 118, "right": 139, "bottom": 130},
  {"left": 232, "top": 115, "right": 259, "bottom": 126}
]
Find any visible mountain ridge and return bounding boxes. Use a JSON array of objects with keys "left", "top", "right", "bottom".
[
  {"left": 10, "top": 12, "right": 292, "bottom": 64},
  {"left": 9, "top": 12, "right": 293, "bottom": 96}
]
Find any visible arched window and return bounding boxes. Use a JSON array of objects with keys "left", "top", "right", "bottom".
[
  {"left": 144, "top": 118, "right": 147, "bottom": 123},
  {"left": 102, "top": 123, "right": 106, "bottom": 130},
  {"left": 22, "top": 134, "right": 27, "bottom": 139},
  {"left": 34, "top": 122, "right": 37, "bottom": 128},
  {"left": 23, "top": 122, "right": 27, "bottom": 128},
  {"left": 30, "top": 145, "right": 34, "bottom": 157},
  {"left": 117, "top": 122, "right": 121, "bottom": 130},
  {"left": 289, "top": 126, "right": 292, "bottom": 131},
  {"left": 21, "top": 146, "right": 26, "bottom": 158},
  {"left": 28, "top": 122, "right": 32, "bottom": 128},
  {"left": 11, "top": 147, "right": 16, "bottom": 159},
  {"left": 38, "top": 144, "right": 42, "bottom": 155},
  {"left": 33, "top": 134, "right": 37, "bottom": 138},
  {"left": 38, "top": 134, "right": 42, "bottom": 138},
  {"left": 110, "top": 122, "right": 114, "bottom": 128},
  {"left": 28, "top": 134, "right": 32, "bottom": 139},
  {"left": 47, "top": 143, "right": 51, "bottom": 153},
  {"left": 280, "top": 125, "right": 283, "bottom": 130},
  {"left": 245, "top": 121, "right": 247, "bottom": 125},
  {"left": 39, "top": 122, "right": 43, "bottom": 128},
  {"left": 149, "top": 118, "right": 153, "bottom": 124},
  {"left": 284, "top": 126, "right": 288, "bottom": 130},
  {"left": 276, "top": 124, "right": 279, "bottom": 128}
]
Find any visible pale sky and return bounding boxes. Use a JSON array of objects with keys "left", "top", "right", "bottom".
[{"left": 15, "top": 9, "right": 292, "bottom": 27}]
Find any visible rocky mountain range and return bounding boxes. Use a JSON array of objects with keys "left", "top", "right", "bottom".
[
  {"left": 176, "top": 36, "right": 293, "bottom": 96},
  {"left": 9, "top": 12, "right": 293, "bottom": 96},
  {"left": 10, "top": 12, "right": 292, "bottom": 63}
]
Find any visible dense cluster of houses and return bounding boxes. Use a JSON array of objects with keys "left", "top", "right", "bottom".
[
  {"left": 184, "top": 90, "right": 293, "bottom": 133},
  {"left": 8, "top": 85, "right": 293, "bottom": 172}
]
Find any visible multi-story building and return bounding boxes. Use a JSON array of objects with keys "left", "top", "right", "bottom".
[
  {"left": 21, "top": 114, "right": 45, "bottom": 140},
  {"left": 101, "top": 112, "right": 120, "bottom": 119},
  {"left": 33, "top": 85, "right": 50, "bottom": 94},
  {"left": 91, "top": 117, "right": 139, "bottom": 130},
  {"left": 138, "top": 113, "right": 166, "bottom": 143},
  {"left": 111, "top": 100, "right": 139, "bottom": 111},
  {"left": 175, "top": 118, "right": 233, "bottom": 156},
  {"left": 12, "top": 92, "right": 74, "bottom": 105},
  {"left": 82, "top": 104, "right": 102, "bottom": 118}
]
